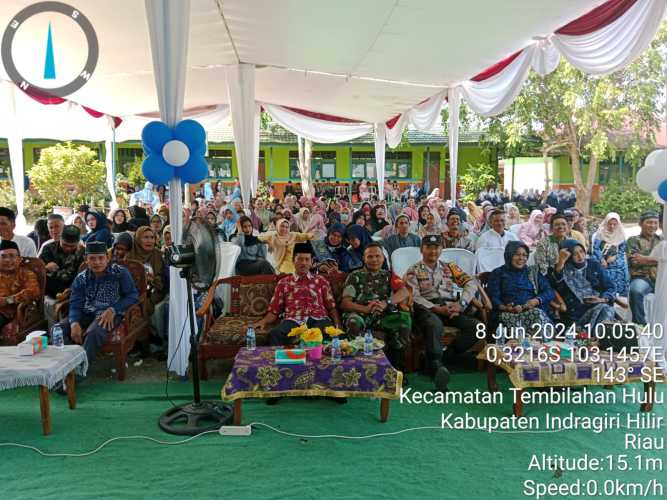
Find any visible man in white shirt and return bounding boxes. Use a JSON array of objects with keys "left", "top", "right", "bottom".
[
  {"left": 0, "top": 207, "right": 37, "bottom": 258},
  {"left": 475, "top": 210, "right": 518, "bottom": 251}
]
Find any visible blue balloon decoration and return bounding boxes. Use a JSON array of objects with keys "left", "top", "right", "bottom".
[
  {"left": 141, "top": 119, "right": 208, "bottom": 185},
  {"left": 658, "top": 179, "right": 667, "bottom": 203},
  {"left": 141, "top": 121, "right": 172, "bottom": 155},
  {"left": 174, "top": 119, "right": 207, "bottom": 156},
  {"left": 142, "top": 155, "right": 174, "bottom": 186}
]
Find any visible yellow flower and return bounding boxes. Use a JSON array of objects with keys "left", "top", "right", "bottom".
[
  {"left": 288, "top": 324, "right": 308, "bottom": 337},
  {"left": 302, "top": 328, "right": 323, "bottom": 343},
  {"left": 325, "top": 326, "right": 344, "bottom": 337}
]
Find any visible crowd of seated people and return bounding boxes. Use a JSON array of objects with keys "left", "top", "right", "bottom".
[{"left": 0, "top": 179, "right": 663, "bottom": 393}]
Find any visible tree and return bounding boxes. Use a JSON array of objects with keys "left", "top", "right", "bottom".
[
  {"left": 501, "top": 23, "right": 667, "bottom": 215},
  {"left": 29, "top": 142, "right": 107, "bottom": 208}
]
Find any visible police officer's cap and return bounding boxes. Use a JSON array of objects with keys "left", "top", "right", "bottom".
[{"left": 422, "top": 235, "right": 442, "bottom": 247}]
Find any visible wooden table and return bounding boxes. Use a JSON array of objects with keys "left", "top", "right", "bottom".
[
  {"left": 479, "top": 342, "right": 660, "bottom": 417},
  {"left": 0, "top": 345, "right": 88, "bottom": 435},
  {"left": 222, "top": 347, "right": 402, "bottom": 425}
]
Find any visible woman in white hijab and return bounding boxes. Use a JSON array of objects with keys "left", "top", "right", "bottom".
[{"left": 592, "top": 212, "right": 628, "bottom": 296}]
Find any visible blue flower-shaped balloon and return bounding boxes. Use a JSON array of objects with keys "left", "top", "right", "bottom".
[{"left": 141, "top": 119, "right": 208, "bottom": 185}]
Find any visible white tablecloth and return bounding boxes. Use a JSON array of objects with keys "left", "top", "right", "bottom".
[{"left": 0, "top": 345, "right": 88, "bottom": 391}]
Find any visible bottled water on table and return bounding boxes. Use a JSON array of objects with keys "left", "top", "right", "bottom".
[
  {"left": 246, "top": 326, "right": 256, "bottom": 351},
  {"left": 331, "top": 336, "right": 342, "bottom": 363},
  {"left": 364, "top": 330, "right": 374, "bottom": 356},
  {"left": 51, "top": 325, "right": 64, "bottom": 349}
]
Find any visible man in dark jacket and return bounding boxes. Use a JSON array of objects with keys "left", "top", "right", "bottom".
[{"left": 40, "top": 225, "right": 85, "bottom": 326}]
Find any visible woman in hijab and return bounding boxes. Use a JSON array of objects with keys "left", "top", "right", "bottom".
[
  {"left": 403, "top": 198, "right": 419, "bottom": 222},
  {"left": 359, "top": 179, "right": 370, "bottom": 201},
  {"left": 518, "top": 210, "right": 547, "bottom": 249},
  {"left": 367, "top": 205, "right": 390, "bottom": 235},
  {"left": 418, "top": 211, "right": 442, "bottom": 238},
  {"left": 82, "top": 211, "right": 114, "bottom": 248},
  {"left": 311, "top": 223, "right": 354, "bottom": 273},
  {"left": 128, "top": 226, "right": 166, "bottom": 316},
  {"left": 258, "top": 219, "right": 313, "bottom": 274},
  {"left": 162, "top": 225, "right": 172, "bottom": 253},
  {"left": 205, "top": 210, "right": 219, "bottom": 229},
  {"left": 295, "top": 207, "right": 312, "bottom": 232},
  {"left": 304, "top": 212, "right": 327, "bottom": 240},
  {"left": 346, "top": 224, "right": 373, "bottom": 270},
  {"left": 592, "top": 212, "right": 629, "bottom": 297},
  {"left": 436, "top": 203, "right": 450, "bottom": 232},
  {"left": 466, "top": 201, "right": 483, "bottom": 232},
  {"left": 254, "top": 198, "right": 272, "bottom": 230},
  {"left": 487, "top": 241, "right": 555, "bottom": 336},
  {"left": 110, "top": 209, "right": 130, "bottom": 234},
  {"left": 282, "top": 208, "right": 300, "bottom": 232},
  {"left": 543, "top": 206, "right": 557, "bottom": 227},
  {"left": 233, "top": 216, "right": 274, "bottom": 275},
  {"left": 504, "top": 203, "right": 521, "bottom": 226},
  {"left": 150, "top": 214, "right": 164, "bottom": 244},
  {"left": 552, "top": 239, "right": 616, "bottom": 330},
  {"left": 351, "top": 210, "right": 366, "bottom": 227},
  {"left": 416, "top": 205, "right": 431, "bottom": 233},
  {"left": 219, "top": 208, "right": 239, "bottom": 241}
]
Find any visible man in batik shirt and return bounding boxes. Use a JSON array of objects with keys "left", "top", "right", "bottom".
[
  {"left": 256, "top": 242, "right": 341, "bottom": 346},
  {"left": 340, "top": 242, "right": 411, "bottom": 373}
]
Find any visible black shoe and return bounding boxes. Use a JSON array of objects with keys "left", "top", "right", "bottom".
[
  {"left": 266, "top": 397, "right": 282, "bottom": 405},
  {"left": 433, "top": 364, "right": 450, "bottom": 392}
]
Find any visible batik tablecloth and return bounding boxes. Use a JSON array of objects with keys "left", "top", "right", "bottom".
[
  {"left": 0, "top": 345, "right": 88, "bottom": 391},
  {"left": 478, "top": 341, "right": 654, "bottom": 389},
  {"left": 222, "top": 347, "right": 402, "bottom": 400}
]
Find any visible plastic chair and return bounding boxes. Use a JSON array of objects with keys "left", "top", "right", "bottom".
[
  {"left": 475, "top": 247, "right": 505, "bottom": 273},
  {"left": 440, "top": 248, "right": 476, "bottom": 276},
  {"left": 391, "top": 247, "right": 422, "bottom": 279},
  {"left": 217, "top": 242, "right": 242, "bottom": 315}
]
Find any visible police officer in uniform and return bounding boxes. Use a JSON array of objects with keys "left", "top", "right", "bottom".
[{"left": 404, "top": 235, "right": 481, "bottom": 391}]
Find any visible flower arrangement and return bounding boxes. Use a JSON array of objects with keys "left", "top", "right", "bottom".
[
  {"left": 288, "top": 325, "right": 345, "bottom": 362},
  {"left": 288, "top": 324, "right": 322, "bottom": 346}
]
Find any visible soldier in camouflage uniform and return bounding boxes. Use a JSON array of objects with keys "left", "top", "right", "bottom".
[{"left": 340, "top": 242, "right": 411, "bottom": 373}]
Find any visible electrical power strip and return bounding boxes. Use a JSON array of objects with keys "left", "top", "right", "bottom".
[{"left": 219, "top": 425, "right": 252, "bottom": 436}]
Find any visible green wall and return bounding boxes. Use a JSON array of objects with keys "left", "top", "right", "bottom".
[{"left": 4, "top": 138, "right": 495, "bottom": 185}]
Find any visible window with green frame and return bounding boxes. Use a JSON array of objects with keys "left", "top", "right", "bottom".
[
  {"left": 385, "top": 151, "right": 412, "bottom": 178},
  {"left": 288, "top": 150, "right": 336, "bottom": 180},
  {"left": 208, "top": 149, "right": 233, "bottom": 178},
  {"left": 0, "top": 148, "right": 10, "bottom": 179},
  {"left": 351, "top": 151, "right": 375, "bottom": 179}
]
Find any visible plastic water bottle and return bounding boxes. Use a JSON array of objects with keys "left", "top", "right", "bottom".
[
  {"left": 246, "top": 326, "right": 256, "bottom": 351},
  {"left": 331, "top": 336, "right": 342, "bottom": 363},
  {"left": 51, "top": 325, "right": 64, "bottom": 350},
  {"left": 364, "top": 330, "right": 374, "bottom": 356}
]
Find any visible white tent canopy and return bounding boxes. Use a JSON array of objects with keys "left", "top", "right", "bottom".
[
  {"left": 1, "top": 0, "right": 665, "bottom": 375},
  {"left": 0, "top": 0, "right": 609, "bottom": 120}
]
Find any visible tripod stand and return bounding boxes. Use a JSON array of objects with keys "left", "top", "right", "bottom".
[{"left": 159, "top": 266, "right": 232, "bottom": 435}]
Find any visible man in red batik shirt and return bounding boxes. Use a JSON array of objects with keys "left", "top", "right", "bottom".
[{"left": 255, "top": 242, "right": 341, "bottom": 346}]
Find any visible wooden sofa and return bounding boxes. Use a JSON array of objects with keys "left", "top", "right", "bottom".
[{"left": 197, "top": 271, "right": 490, "bottom": 378}]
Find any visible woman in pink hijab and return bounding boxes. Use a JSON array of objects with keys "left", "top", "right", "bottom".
[
  {"left": 304, "top": 213, "right": 327, "bottom": 240},
  {"left": 543, "top": 206, "right": 557, "bottom": 226},
  {"left": 518, "top": 210, "right": 547, "bottom": 248}
]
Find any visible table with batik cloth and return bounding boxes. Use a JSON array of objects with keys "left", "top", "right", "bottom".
[
  {"left": 221, "top": 346, "right": 403, "bottom": 424},
  {"left": 478, "top": 341, "right": 657, "bottom": 417}
]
